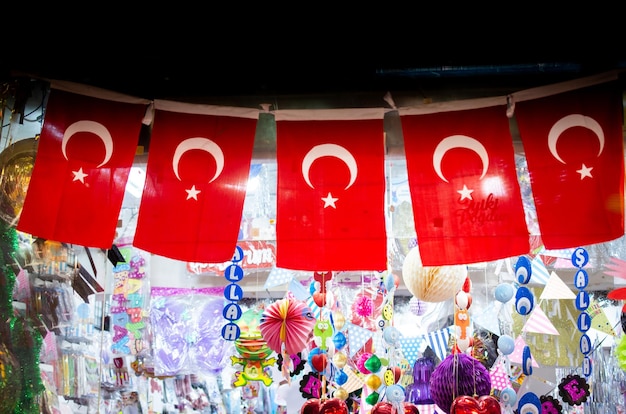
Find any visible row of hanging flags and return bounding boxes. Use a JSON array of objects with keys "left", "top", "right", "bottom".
[{"left": 16, "top": 71, "right": 625, "bottom": 270}]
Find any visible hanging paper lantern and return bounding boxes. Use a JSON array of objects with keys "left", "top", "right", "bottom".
[
  {"left": 408, "top": 296, "right": 427, "bottom": 316},
  {"left": 402, "top": 247, "right": 467, "bottom": 302},
  {"left": 429, "top": 353, "right": 492, "bottom": 414},
  {"left": 357, "top": 352, "right": 374, "bottom": 374}
]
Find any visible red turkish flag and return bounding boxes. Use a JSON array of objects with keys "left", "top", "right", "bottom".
[
  {"left": 400, "top": 104, "right": 530, "bottom": 266},
  {"left": 133, "top": 101, "right": 258, "bottom": 263},
  {"left": 17, "top": 89, "right": 147, "bottom": 248},
  {"left": 515, "top": 81, "right": 624, "bottom": 249},
  {"left": 275, "top": 109, "right": 387, "bottom": 271}
]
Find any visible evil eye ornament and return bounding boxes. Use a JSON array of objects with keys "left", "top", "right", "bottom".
[
  {"left": 335, "top": 369, "right": 348, "bottom": 385},
  {"left": 385, "top": 384, "right": 406, "bottom": 404},
  {"left": 515, "top": 287, "right": 534, "bottom": 315},
  {"left": 497, "top": 335, "right": 515, "bottom": 355},
  {"left": 383, "top": 326, "right": 401, "bottom": 346},
  {"left": 522, "top": 345, "right": 533, "bottom": 376},
  {"left": 494, "top": 283, "right": 515, "bottom": 303},
  {"left": 500, "top": 387, "right": 517, "bottom": 407},
  {"left": 515, "top": 256, "right": 532, "bottom": 284},
  {"left": 517, "top": 392, "right": 541, "bottom": 414},
  {"left": 333, "top": 332, "right": 347, "bottom": 350}
]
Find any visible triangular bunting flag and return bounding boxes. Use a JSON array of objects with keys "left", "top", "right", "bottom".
[
  {"left": 288, "top": 278, "right": 310, "bottom": 301},
  {"left": 423, "top": 327, "right": 451, "bottom": 363},
  {"left": 306, "top": 296, "right": 329, "bottom": 320},
  {"left": 509, "top": 335, "right": 539, "bottom": 367},
  {"left": 522, "top": 306, "right": 560, "bottom": 335},
  {"left": 472, "top": 302, "right": 501, "bottom": 336},
  {"left": 530, "top": 256, "right": 550, "bottom": 285},
  {"left": 539, "top": 271, "right": 576, "bottom": 300},
  {"left": 489, "top": 357, "right": 511, "bottom": 391},
  {"left": 398, "top": 336, "right": 423, "bottom": 366},
  {"left": 588, "top": 299, "right": 617, "bottom": 336},
  {"left": 346, "top": 322, "right": 373, "bottom": 357},
  {"left": 264, "top": 267, "right": 295, "bottom": 289}
]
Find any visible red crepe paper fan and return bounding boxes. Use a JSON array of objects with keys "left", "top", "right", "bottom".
[{"left": 260, "top": 298, "right": 317, "bottom": 355}]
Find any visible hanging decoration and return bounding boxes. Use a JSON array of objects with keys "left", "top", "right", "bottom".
[
  {"left": 110, "top": 242, "right": 150, "bottom": 355},
  {"left": 450, "top": 395, "right": 501, "bottom": 413},
  {"left": 231, "top": 307, "right": 276, "bottom": 387},
  {"left": 540, "top": 395, "right": 563, "bottom": 413},
  {"left": 259, "top": 297, "right": 316, "bottom": 356},
  {"left": 222, "top": 246, "right": 245, "bottom": 342},
  {"left": 402, "top": 247, "right": 467, "bottom": 302},
  {"left": 557, "top": 374, "right": 590, "bottom": 406},
  {"left": 429, "top": 353, "right": 492, "bottom": 414},
  {"left": 571, "top": 247, "right": 592, "bottom": 378},
  {"left": 452, "top": 277, "right": 473, "bottom": 354}
]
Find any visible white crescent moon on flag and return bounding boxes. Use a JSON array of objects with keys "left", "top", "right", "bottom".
[
  {"left": 172, "top": 137, "right": 224, "bottom": 183},
  {"left": 433, "top": 135, "right": 489, "bottom": 183},
  {"left": 61, "top": 120, "right": 113, "bottom": 168},
  {"left": 548, "top": 114, "right": 604, "bottom": 164},
  {"left": 302, "top": 143, "right": 358, "bottom": 189}
]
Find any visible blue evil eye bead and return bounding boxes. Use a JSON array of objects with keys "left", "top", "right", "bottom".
[
  {"left": 522, "top": 345, "right": 533, "bottom": 376},
  {"left": 383, "top": 326, "right": 401, "bottom": 346},
  {"left": 515, "top": 256, "right": 532, "bottom": 284},
  {"left": 385, "top": 384, "right": 406, "bottom": 404},
  {"left": 515, "top": 287, "right": 534, "bottom": 315},
  {"left": 517, "top": 392, "right": 541, "bottom": 414},
  {"left": 494, "top": 283, "right": 515, "bottom": 303},
  {"left": 335, "top": 369, "right": 348, "bottom": 385},
  {"left": 497, "top": 334, "right": 515, "bottom": 356},
  {"left": 500, "top": 387, "right": 517, "bottom": 407},
  {"left": 333, "top": 332, "right": 347, "bottom": 350},
  {"left": 384, "top": 273, "right": 396, "bottom": 292}
]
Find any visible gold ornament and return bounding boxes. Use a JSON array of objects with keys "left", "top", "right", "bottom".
[
  {"left": 333, "top": 388, "right": 349, "bottom": 400},
  {"left": 0, "top": 138, "right": 37, "bottom": 225},
  {"left": 333, "top": 311, "right": 346, "bottom": 331},
  {"left": 332, "top": 352, "right": 347, "bottom": 369}
]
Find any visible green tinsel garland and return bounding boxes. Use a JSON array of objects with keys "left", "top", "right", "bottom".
[{"left": 0, "top": 220, "right": 44, "bottom": 413}]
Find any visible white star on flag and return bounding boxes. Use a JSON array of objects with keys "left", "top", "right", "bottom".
[
  {"left": 186, "top": 185, "right": 200, "bottom": 200},
  {"left": 321, "top": 192, "right": 338, "bottom": 208},
  {"left": 72, "top": 168, "right": 88, "bottom": 183},
  {"left": 576, "top": 163, "right": 593, "bottom": 179},
  {"left": 457, "top": 185, "right": 473, "bottom": 200}
]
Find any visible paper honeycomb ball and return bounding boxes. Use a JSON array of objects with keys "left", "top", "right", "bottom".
[
  {"left": 402, "top": 247, "right": 467, "bottom": 302},
  {"left": 429, "top": 353, "right": 492, "bottom": 414}
]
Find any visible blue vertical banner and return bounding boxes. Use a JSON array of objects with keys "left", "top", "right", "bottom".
[
  {"left": 222, "top": 246, "right": 245, "bottom": 341},
  {"left": 572, "top": 247, "right": 592, "bottom": 378}
]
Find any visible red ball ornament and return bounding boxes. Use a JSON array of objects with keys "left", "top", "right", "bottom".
[
  {"left": 300, "top": 397, "right": 349, "bottom": 414},
  {"left": 371, "top": 402, "right": 420, "bottom": 414},
  {"left": 450, "top": 395, "right": 501, "bottom": 413}
]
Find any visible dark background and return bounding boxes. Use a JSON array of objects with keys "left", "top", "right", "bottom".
[{"left": 4, "top": 8, "right": 626, "bottom": 101}]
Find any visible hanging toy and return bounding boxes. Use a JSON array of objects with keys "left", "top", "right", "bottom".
[
  {"left": 312, "top": 271, "right": 333, "bottom": 308},
  {"left": 454, "top": 285, "right": 473, "bottom": 354}
]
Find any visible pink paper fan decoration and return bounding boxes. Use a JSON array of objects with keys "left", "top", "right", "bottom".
[{"left": 259, "top": 298, "right": 317, "bottom": 355}]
